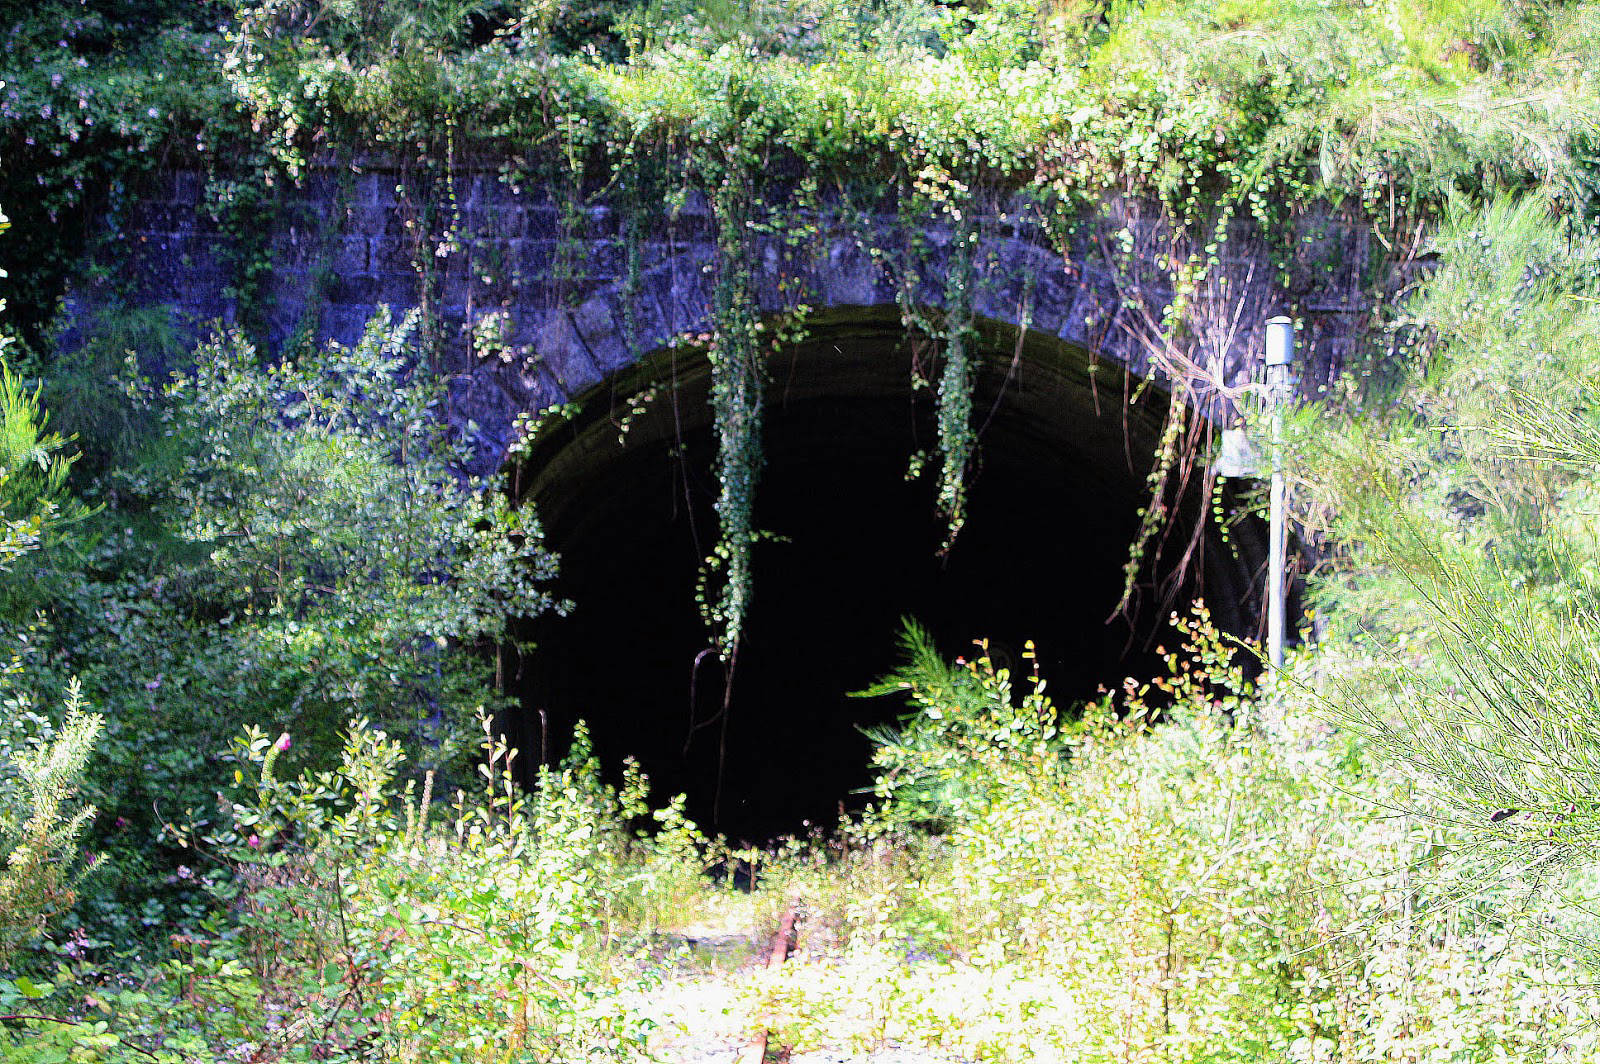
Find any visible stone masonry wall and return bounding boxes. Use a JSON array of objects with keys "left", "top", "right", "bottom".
[{"left": 69, "top": 163, "right": 1374, "bottom": 471}]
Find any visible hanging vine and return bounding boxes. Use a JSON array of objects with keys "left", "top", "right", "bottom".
[
  {"left": 50, "top": 0, "right": 1518, "bottom": 680},
  {"left": 898, "top": 162, "right": 982, "bottom": 551},
  {"left": 935, "top": 208, "right": 978, "bottom": 552},
  {"left": 695, "top": 109, "right": 768, "bottom": 663},
  {"left": 1114, "top": 386, "right": 1187, "bottom": 617}
]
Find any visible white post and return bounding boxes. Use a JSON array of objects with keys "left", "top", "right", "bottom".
[{"left": 1265, "top": 316, "right": 1295, "bottom": 669}]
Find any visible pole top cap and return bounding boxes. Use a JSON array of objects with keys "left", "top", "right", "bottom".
[{"left": 1265, "top": 316, "right": 1295, "bottom": 367}]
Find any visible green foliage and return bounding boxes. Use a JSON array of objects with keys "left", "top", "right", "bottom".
[
  {"left": 859, "top": 618, "right": 1063, "bottom": 825},
  {"left": 0, "top": 679, "right": 102, "bottom": 964},
  {"left": 157, "top": 307, "right": 557, "bottom": 686},
  {"left": 0, "top": 715, "right": 713, "bottom": 1060},
  {"left": 0, "top": 227, "right": 106, "bottom": 968},
  {"left": 1301, "top": 195, "right": 1600, "bottom": 931},
  {"left": 696, "top": 149, "right": 768, "bottom": 661},
  {"left": 800, "top": 605, "right": 1600, "bottom": 1061},
  {"left": 13, "top": 0, "right": 1600, "bottom": 1054},
  {"left": 33, "top": 301, "right": 188, "bottom": 477},
  {"left": 210, "top": 716, "right": 651, "bottom": 1060},
  {"left": 9, "top": 0, "right": 1599, "bottom": 668},
  {"left": 231, "top": 0, "right": 496, "bottom": 61},
  {"left": 0, "top": 360, "right": 86, "bottom": 577},
  {"left": 0, "top": 8, "right": 226, "bottom": 345},
  {"left": 2, "top": 309, "right": 562, "bottom": 941}
]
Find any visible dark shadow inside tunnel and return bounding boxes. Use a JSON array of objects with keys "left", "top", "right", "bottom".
[{"left": 509, "top": 310, "right": 1265, "bottom": 843}]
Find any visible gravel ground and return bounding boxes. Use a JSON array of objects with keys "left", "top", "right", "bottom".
[
  {"left": 632, "top": 940, "right": 975, "bottom": 1064},
  {"left": 620, "top": 893, "right": 996, "bottom": 1064}
]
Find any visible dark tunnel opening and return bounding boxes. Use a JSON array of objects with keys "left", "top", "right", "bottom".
[{"left": 510, "top": 310, "right": 1266, "bottom": 843}]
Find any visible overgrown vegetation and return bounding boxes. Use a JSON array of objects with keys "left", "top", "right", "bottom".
[
  {"left": 1291, "top": 194, "right": 1600, "bottom": 929},
  {"left": 10, "top": 0, "right": 1597, "bottom": 651},
  {"left": 0, "top": 309, "right": 562, "bottom": 943},
  {"left": 720, "top": 611, "right": 1600, "bottom": 1061},
  {"left": 7, "top": 0, "right": 1600, "bottom": 1060}
]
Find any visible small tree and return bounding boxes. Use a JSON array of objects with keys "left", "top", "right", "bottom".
[
  {"left": 145, "top": 307, "right": 560, "bottom": 762},
  {"left": 0, "top": 362, "right": 83, "bottom": 572},
  {"left": 0, "top": 680, "right": 101, "bottom": 963},
  {"left": 0, "top": 319, "right": 102, "bottom": 960}
]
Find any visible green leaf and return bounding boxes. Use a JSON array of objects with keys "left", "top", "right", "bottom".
[{"left": 14, "top": 975, "right": 53, "bottom": 999}]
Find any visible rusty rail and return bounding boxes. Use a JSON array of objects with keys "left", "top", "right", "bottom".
[{"left": 741, "top": 897, "right": 801, "bottom": 1064}]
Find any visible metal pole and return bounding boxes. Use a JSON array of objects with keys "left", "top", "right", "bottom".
[{"left": 1265, "top": 316, "right": 1295, "bottom": 669}]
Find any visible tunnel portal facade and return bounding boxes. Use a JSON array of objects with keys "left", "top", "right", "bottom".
[
  {"left": 78, "top": 165, "right": 1351, "bottom": 839},
  {"left": 513, "top": 308, "right": 1268, "bottom": 841}
]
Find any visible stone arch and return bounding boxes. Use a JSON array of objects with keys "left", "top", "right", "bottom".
[
  {"left": 457, "top": 214, "right": 1168, "bottom": 467},
  {"left": 87, "top": 168, "right": 1365, "bottom": 471},
  {"left": 509, "top": 304, "right": 1266, "bottom": 841},
  {"left": 75, "top": 167, "right": 1313, "bottom": 837}
]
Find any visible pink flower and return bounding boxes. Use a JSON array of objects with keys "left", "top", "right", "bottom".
[
  {"left": 247, "top": 835, "right": 261, "bottom": 849},
  {"left": 274, "top": 733, "right": 291, "bottom": 753}
]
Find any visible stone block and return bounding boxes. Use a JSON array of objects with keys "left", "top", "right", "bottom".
[
  {"left": 170, "top": 171, "right": 203, "bottom": 203},
  {"left": 350, "top": 172, "right": 386, "bottom": 206},
  {"left": 343, "top": 201, "right": 392, "bottom": 235},
  {"left": 463, "top": 203, "right": 526, "bottom": 240},
  {"left": 674, "top": 189, "right": 711, "bottom": 217},
  {"left": 820, "top": 239, "right": 881, "bottom": 308},
  {"left": 583, "top": 239, "right": 624, "bottom": 280},
  {"left": 586, "top": 205, "right": 618, "bottom": 238},
  {"left": 518, "top": 359, "right": 570, "bottom": 411},
  {"left": 526, "top": 206, "right": 565, "bottom": 240},
  {"left": 371, "top": 237, "right": 420, "bottom": 274},
  {"left": 571, "top": 294, "right": 618, "bottom": 343},
  {"left": 1026, "top": 271, "right": 1073, "bottom": 337},
  {"left": 616, "top": 280, "right": 670, "bottom": 351},
  {"left": 375, "top": 272, "right": 422, "bottom": 309},
  {"left": 330, "top": 236, "right": 368, "bottom": 276},
  {"left": 323, "top": 306, "right": 371, "bottom": 348},
  {"left": 300, "top": 171, "right": 340, "bottom": 203},
  {"left": 327, "top": 274, "right": 381, "bottom": 305}
]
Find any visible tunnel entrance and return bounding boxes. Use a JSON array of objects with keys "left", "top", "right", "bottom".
[{"left": 511, "top": 309, "right": 1263, "bottom": 843}]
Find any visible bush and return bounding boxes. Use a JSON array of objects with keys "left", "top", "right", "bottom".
[
  {"left": 0, "top": 714, "right": 713, "bottom": 1061},
  {"left": 856, "top": 618, "right": 1067, "bottom": 828},
  {"left": 812, "top": 606, "right": 1600, "bottom": 1061},
  {"left": 0, "top": 343, "right": 103, "bottom": 964},
  {"left": 7, "top": 307, "right": 563, "bottom": 940},
  {"left": 0, "top": 680, "right": 102, "bottom": 964},
  {"left": 1302, "top": 195, "right": 1600, "bottom": 932},
  {"left": 0, "top": 358, "right": 90, "bottom": 590},
  {"left": 210, "top": 716, "right": 653, "bottom": 1060}
]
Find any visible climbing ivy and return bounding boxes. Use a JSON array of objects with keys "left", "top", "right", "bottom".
[
  {"left": 693, "top": 77, "right": 770, "bottom": 661},
  {"left": 1116, "top": 387, "right": 1187, "bottom": 617},
  {"left": 11, "top": 0, "right": 1599, "bottom": 660},
  {"left": 698, "top": 189, "right": 765, "bottom": 659},
  {"left": 935, "top": 197, "right": 979, "bottom": 550}
]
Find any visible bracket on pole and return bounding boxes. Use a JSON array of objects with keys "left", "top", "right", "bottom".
[{"left": 1265, "top": 316, "right": 1295, "bottom": 669}]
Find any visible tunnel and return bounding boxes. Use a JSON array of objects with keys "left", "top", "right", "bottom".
[{"left": 510, "top": 308, "right": 1265, "bottom": 843}]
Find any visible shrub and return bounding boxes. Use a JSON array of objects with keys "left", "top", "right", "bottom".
[
  {"left": 0, "top": 342, "right": 103, "bottom": 964},
  {"left": 207, "top": 715, "right": 654, "bottom": 1060},
  {"left": 7, "top": 307, "right": 563, "bottom": 940},
  {"left": 1302, "top": 195, "right": 1600, "bottom": 942},
  {"left": 0, "top": 680, "right": 102, "bottom": 964},
  {"left": 0, "top": 357, "right": 90, "bottom": 586},
  {"left": 857, "top": 617, "right": 1066, "bottom": 828},
  {"left": 832, "top": 606, "right": 1600, "bottom": 1061},
  {"left": 0, "top": 714, "right": 708, "bottom": 1061}
]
